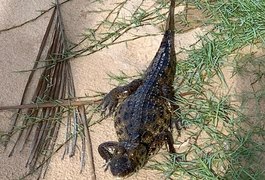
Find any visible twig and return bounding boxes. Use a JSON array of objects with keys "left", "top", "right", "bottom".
[
  {"left": 0, "top": 0, "right": 72, "bottom": 34},
  {"left": 0, "top": 91, "right": 194, "bottom": 111},
  {"left": 0, "top": 99, "right": 101, "bottom": 111},
  {"left": 78, "top": 105, "right": 96, "bottom": 180}
]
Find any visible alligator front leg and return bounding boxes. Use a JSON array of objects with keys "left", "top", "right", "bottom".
[
  {"left": 98, "top": 141, "right": 119, "bottom": 162},
  {"left": 98, "top": 141, "right": 126, "bottom": 171},
  {"left": 101, "top": 79, "right": 142, "bottom": 116},
  {"left": 98, "top": 141, "right": 117, "bottom": 171}
]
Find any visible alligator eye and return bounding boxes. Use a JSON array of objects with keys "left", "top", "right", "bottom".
[
  {"left": 129, "top": 152, "right": 135, "bottom": 157},
  {"left": 114, "top": 146, "right": 126, "bottom": 155}
]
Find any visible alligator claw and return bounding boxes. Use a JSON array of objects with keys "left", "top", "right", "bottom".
[
  {"left": 171, "top": 106, "right": 185, "bottom": 136},
  {"left": 103, "top": 160, "right": 111, "bottom": 172},
  {"left": 173, "top": 118, "right": 183, "bottom": 136},
  {"left": 101, "top": 92, "right": 118, "bottom": 117}
]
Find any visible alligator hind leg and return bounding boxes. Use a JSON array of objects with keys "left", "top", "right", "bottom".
[
  {"left": 150, "top": 130, "right": 176, "bottom": 154},
  {"left": 101, "top": 79, "right": 142, "bottom": 116},
  {"left": 171, "top": 103, "right": 184, "bottom": 136},
  {"left": 164, "top": 130, "right": 176, "bottom": 153},
  {"left": 161, "top": 85, "right": 184, "bottom": 136}
]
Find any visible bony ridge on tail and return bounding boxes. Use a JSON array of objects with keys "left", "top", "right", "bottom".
[{"left": 98, "top": 0, "right": 182, "bottom": 177}]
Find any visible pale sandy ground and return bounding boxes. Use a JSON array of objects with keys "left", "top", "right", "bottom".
[{"left": 0, "top": 0, "right": 263, "bottom": 180}]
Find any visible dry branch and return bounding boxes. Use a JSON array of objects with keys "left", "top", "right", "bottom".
[
  {"left": 0, "top": 99, "right": 101, "bottom": 111},
  {"left": 5, "top": 1, "right": 96, "bottom": 179},
  {"left": 0, "top": 0, "right": 72, "bottom": 34}
]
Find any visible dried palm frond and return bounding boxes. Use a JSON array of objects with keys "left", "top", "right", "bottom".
[{"left": 4, "top": 1, "right": 96, "bottom": 179}]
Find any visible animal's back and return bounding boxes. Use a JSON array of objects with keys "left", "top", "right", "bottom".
[{"left": 114, "top": 81, "right": 172, "bottom": 149}]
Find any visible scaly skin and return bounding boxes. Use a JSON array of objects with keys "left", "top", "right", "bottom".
[{"left": 98, "top": 0, "right": 181, "bottom": 177}]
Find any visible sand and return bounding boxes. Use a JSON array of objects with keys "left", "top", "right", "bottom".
[{"left": 1, "top": 0, "right": 263, "bottom": 180}]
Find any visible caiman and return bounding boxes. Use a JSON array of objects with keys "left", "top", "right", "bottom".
[{"left": 98, "top": 0, "right": 181, "bottom": 177}]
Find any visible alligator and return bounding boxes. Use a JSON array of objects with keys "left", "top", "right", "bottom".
[{"left": 98, "top": 0, "right": 181, "bottom": 177}]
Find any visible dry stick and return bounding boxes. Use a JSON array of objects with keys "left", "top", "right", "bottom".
[
  {"left": 28, "top": 109, "right": 49, "bottom": 170},
  {"left": 33, "top": 18, "right": 67, "bottom": 175},
  {"left": 41, "top": 108, "right": 63, "bottom": 178},
  {"left": 29, "top": 69, "right": 58, "bottom": 168},
  {"left": 4, "top": 1, "right": 99, "bottom": 178},
  {"left": 20, "top": 134, "right": 73, "bottom": 180},
  {"left": 65, "top": 63, "right": 77, "bottom": 157},
  {"left": 0, "top": 0, "right": 72, "bottom": 33},
  {"left": 9, "top": 7, "right": 58, "bottom": 155},
  {"left": 20, "top": 64, "right": 54, "bottom": 155},
  {"left": 44, "top": 1, "right": 97, "bottom": 175},
  {"left": 25, "top": 68, "right": 50, "bottom": 148},
  {"left": 79, "top": 105, "right": 96, "bottom": 180},
  {"left": 24, "top": 4, "right": 65, "bottom": 175},
  {"left": 34, "top": 88, "right": 60, "bottom": 176},
  {"left": 76, "top": 109, "right": 86, "bottom": 170},
  {"left": 0, "top": 100, "right": 100, "bottom": 111},
  {"left": 5, "top": 8, "right": 57, "bottom": 151},
  {"left": 28, "top": 67, "right": 57, "bottom": 167},
  {"left": 26, "top": 21, "right": 62, "bottom": 167},
  {"left": 32, "top": 95, "right": 56, "bottom": 171},
  {"left": 68, "top": 75, "right": 78, "bottom": 157},
  {"left": 60, "top": 3, "right": 76, "bottom": 156},
  {"left": 62, "top": 64, "right": 72, "bottom": 158},
  {"left": 31, "top": 80, "right": 58, "bottom": 174},
  {"left": 59, "top": 61, "right": 71, "bottom": 158},
  {"left": 27, "top": 62, "right": 55, "bottom": 160},
  {"left": 19, "top": 109, "right": 40, "bottom": 152},
  {"left": 69, "top": 109, "right": 78, "bottom": 157},
  {"left": 41, "top": 45, "right": 67, "bottom": 179},
  {"left": 0, "top": 92, "right": 195, "bottom": 111}
]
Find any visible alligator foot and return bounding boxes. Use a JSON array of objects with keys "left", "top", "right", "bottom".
[{"left": 101, "top": 79, "right": 142, "bottom": 116}]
